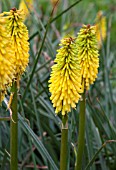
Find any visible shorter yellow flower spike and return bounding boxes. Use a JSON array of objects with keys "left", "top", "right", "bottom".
[
  {"left": 3, "top": 8, "right": 29, "bottom": 80},
  {"left": 95, "top": 11, "right": 106, "bottom": 49},
  {"left": 76, "top": 24, "right": 99, "bottom": 91},
  {"left": 49, "top": 36, "right": 82, "bottom": 115},
  {"left": 19, "top": 0, "right": 33, "bottom": 20},
  {"left": 0, "top": 17, "right": 15, "bottom": 103}
]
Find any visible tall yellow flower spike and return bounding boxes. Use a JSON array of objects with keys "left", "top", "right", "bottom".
[
  {"left": 49, "top": 37, "right": 82, "bottom": 115},
  {"left": 19, "top": 0, "right": 33, "bottom": 20},
  {"left": 76, "top": 24, "right": 99, "bottom": 91},
  {"left": 0, "top": 17, "right": 15, "bottom": 103},
  {"left": 95, "top": 11, "right": 106, "bottom": 49},
  {"left": 3, "top": 8, "right": 29, "bottom": 81}
]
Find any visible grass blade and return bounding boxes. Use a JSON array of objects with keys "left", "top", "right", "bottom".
[{"left": 18, "top": 113, "right": 59, "bottom": 170}]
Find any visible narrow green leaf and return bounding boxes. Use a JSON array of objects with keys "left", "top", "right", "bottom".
[
  {"left": 18, "top": 113, "right": 59, "bottom": 170},
  {"left": 85, "top": 140, "right": 116, "bottom": 170}
]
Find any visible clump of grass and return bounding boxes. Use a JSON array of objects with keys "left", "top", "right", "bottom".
[{"left": 0, "top": 0, "right": 116, "bottom": 170}]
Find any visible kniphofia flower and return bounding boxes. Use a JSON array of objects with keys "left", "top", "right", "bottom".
[
  {"left": 49, "top": 37, "right": 82, "bottom": 115},
  {"left": 0, "top": 16, "right": 15, "bottom": 103},
  {"left": 19, "top": 0, "right": 33, "bottom": 20},
  {"left": 76, "top": 24, "right": 99, "bottom": 91},
  {"left": 95, "top": 11, "right": 106, "bottom": 49},
  {"left": 3, "top": 8, "right": 29, "bottom": 81}
]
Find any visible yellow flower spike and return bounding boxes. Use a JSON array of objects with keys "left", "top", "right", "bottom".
[
  {"left": 19, "top": 0, "right": 33, "bottom": 20},
  {"left": 76, "top": 24, "right": 99, "bottom": 91},
  {"left": 49, "top": 36, "right": 82, "bottom": 115},
  {"left": 3, "top": 8, "right": 29, "bottom": 81},
  {"left": 0, "top": 17, "right": 16, "bottom": 103},
  {"left": 95, "top": 11, "right": 106, "bottom": 49}
]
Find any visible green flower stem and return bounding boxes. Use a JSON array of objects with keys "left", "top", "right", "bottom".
[
  {"left": 10, "top": 81, "right": 18, "bottom": 170},
  {"left": 60, "top": 120, "right": 68, "bottom": 170},
  {"left": 75, "top": 91, "right": 86, "bottom": 170}
]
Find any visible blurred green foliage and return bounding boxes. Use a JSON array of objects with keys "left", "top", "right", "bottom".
[{"left": 0, "top": 0, "right": 116, "bottom": 169}]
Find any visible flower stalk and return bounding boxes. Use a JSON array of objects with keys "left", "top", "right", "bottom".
[
  {"left": 74, "top": 24, "right": 99, "bottom": 170},
  {"left": 10, "top": 81, "right": 18, "bottom": 170},
  {"left": 60, "top": 116, "right": 68, "bottom": 170},
  {"left": 0, "top": 8, "right": 30, "bottom": 170},
  {"left": 75, "top": 91, "right": 86, "bottom": 170}
]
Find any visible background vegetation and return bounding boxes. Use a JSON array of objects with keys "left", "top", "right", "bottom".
[{"left": 0, "top": 0, "right": 116, "bottom": 169}]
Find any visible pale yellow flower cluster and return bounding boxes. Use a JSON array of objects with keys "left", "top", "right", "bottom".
[
  {"left": 0, "top": 9, "right": 29, "bottom": 103},
  {"left": 95, "top": 11, "right": 106, "bottom": 49},
  {"left": 76, "top": 25, "right": 99, "bottom": 91},
  {"left": 19, "top": 0, "right": 33, "bottom": 20},
  {"left": 4, "top": 8, "right": 29, "bottom": 78},
  {"left": 49, "top": 37, "right": 82, "bottom": 115},
  {"left": 0, "top": 18, "right": 15, "bottom": 102},
  {"left": 49, "top": 25, "right": 99, "bottom": 115}
]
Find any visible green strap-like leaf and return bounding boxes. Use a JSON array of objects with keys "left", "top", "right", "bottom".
[
  {"left": 18, "top": 113, "right": 59, "bottom": 170},
  {"left": 85, "top": 140, "right": 116, "bottom": 170}
]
